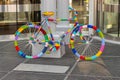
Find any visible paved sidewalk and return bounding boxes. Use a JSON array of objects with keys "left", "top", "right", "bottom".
[{"left": 0, "top": 41, "right": 120, "bottom": 80}]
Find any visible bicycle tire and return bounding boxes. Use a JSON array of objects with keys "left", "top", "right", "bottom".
[
  {"left": 70, "top": 25, "right": 105, "bottom": 60},
  {"left": 14, "top": 24, "right": 49, "bottom": 59}
]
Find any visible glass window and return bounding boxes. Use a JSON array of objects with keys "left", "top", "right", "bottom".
[
  {"left": 71, "top": 0, "right": 89, "bottom": 24},
  {"left": 104, "top": 0, "right": 119, "bottom": 4},
  {"left": 97, "top": 0, "right": 120, "bottom": 37},
  {"left": 0, "top": 0, "right": 41, "bottom": 35},
  {"left": 0, "top": 0, "right": 17, "bottom": 35}
]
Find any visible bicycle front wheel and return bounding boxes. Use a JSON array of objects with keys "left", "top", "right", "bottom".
[
  {"left": 70, "top": 25, "right": 105, "bottom": 61},
  {"left": 14, "top": 24, "right": 49, "bottom": 59}
]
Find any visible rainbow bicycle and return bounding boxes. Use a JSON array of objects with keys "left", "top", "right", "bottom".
[{"left": 14, "top": 7, "right": 105, "bottom": 60}]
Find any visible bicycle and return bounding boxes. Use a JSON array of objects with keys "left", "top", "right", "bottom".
[{"left": 14, "top": 7, "right": 105, "bottom": 60}]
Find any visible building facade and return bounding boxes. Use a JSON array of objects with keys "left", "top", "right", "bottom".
[
  {"left": 0, "top": 0, "right": 120, "bottom": 38},
  {"left": 96, "top": 0, "right": 120, "bottom": 37}
]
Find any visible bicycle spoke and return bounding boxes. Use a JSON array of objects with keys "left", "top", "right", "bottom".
[{"left": 70, "top": 24, "right": 105, "bottom": 60}]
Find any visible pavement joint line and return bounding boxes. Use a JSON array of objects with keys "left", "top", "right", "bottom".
[
  {"left": 101, "top": 56, "right": 120, "bottom": 58},
  {"left": 0, "top": 42, "right": 13, "bottom": 50},
  {"left": 70, "top": 74, "right": 120, "bottom": 79},
  {"left": 0, "top": 71, "right": 9, "bottom": 73},
  {"left": 21, "top": 59, "right": 30, "bottom": 63},
  {"left": 0, "top": 59, "right": 29, "bottom": 80},
  {"left": 0, "top": 70, "right": 14, "bottom": 80},
  {"left": 10, "top": 71, "right": 67, "bottom": 76},
  {"left": 63, "top": 58, "right": 80, "bottom": 80},
  {"left": 63, "top": 43, "right": 89, "bottom": 80},
  {"left": 0, "top": 52, "right": 16, "bottom": 54}
]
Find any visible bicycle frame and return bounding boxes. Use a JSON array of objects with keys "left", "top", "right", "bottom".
[
  {"left": 40, "top": 20, "right": 79, "bottom": 51},
  {"left": 32, "top": 9, "right": 79, "bottom": 51}
]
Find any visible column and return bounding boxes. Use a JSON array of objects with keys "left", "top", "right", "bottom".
[
  {"left": 56, "top": 0, "right": 69, "bottom": 31},
  {"left": 56, "top": 0, "right": 70, "bottom": 44},
  {"left": 118, "top": 0, "right": 120, "bottom": 37},
  {"left": 89, "top": 0, "right": 96, "bottom": 25},
  {"left": 32, "top": 0, "right": 65, "bottom": 58},
  {"left": 89, "top": 0, "right": 96, "bottom": 35},
  {"left": 41, "top": 0, "right": 56, "bottom": 32}
]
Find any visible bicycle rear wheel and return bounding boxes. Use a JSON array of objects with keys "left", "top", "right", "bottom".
[
  {"left": 14, "top": 24, "right": 49, "bottom": 59},
  {"left": 70, "top": 25, "right": 105, "bottom": 60}
]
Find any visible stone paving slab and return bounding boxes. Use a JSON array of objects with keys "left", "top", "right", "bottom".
[
  {"left": 71, "top": 57, "right": 120, "bottom": 78},
  {"left": 102, "top": 43, "right": 120, "bottom": 57},
  {"left": 68, "top": 75, "right": 120, "bottom": 80},
  {"left": 1, "top": 71, "right": 65, "bottom": 80},
  {"left": 0, "top": 72, "right": 7, "bottom": 79},
  {"left": 14, "top": 63, "right": 70, "bottom": 73},
  {"left": 0, "top": 41, "right": 120, "bottom": 80},
  {"left": 0, "top": 41, "right": 17, "bottom": 58},
  {"left": 0, "top": 56, "right": 25, "bottom": 72},
  {"left": 25, "top": 55, "right": 76, "bottom": 68}
]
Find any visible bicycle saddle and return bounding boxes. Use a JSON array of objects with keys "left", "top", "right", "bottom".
[{"left": 42, "top": 11, "right": 54, "bottom": 16}]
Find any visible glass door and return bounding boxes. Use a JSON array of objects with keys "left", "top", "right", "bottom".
[
  {"left": 0, "top": 0, "right": 17, "bottom": 35},
  {"left": 97, "top": 0, "right": 120, "bottom": 37}
]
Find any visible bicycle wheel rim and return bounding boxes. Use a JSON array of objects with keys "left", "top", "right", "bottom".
[
  {"left": 70, "top": 25, "right": 105, "bottom": 60},
  {"left": 14, "top": 24, "right": 49, "bottom": 59}
]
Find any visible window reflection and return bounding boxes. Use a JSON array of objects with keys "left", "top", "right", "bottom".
[
  {"left": 97, "top": 0, "right": 120, "bottom": 37},
  {"left": 71, "top": 0, "right": 89, "bottom": 24},
  {"left": 0, "top": 0, "right": 88, "bottom": 35},
  {"left": 104, "top": 0, "right": 119, "bottom": 4},
  {"left": 0, "top": 0, "right": 41, "bottom": 35}
]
